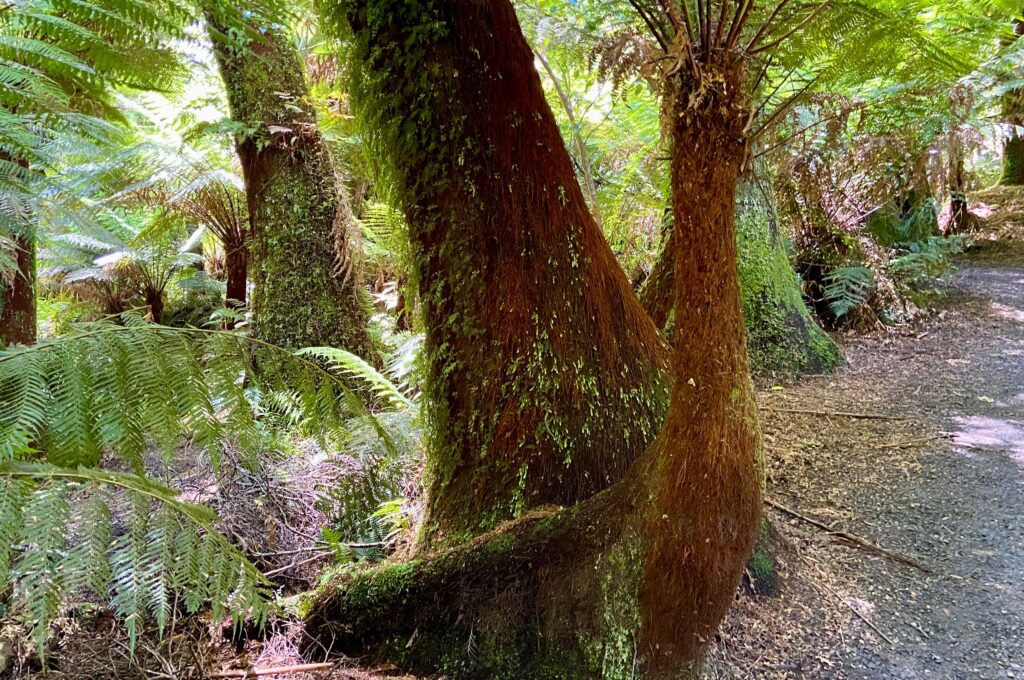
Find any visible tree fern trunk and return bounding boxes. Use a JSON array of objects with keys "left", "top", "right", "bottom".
[
  {"left": 0, "top": 232, "right": 36, "bottom": 347},
  {"left": 206, "top": 13, "right": 374, "bottom": 356},
  {"left": 144, "top": 288, "right": 164, "bottom": 325},
  {"left": 224, "top": 239, "right": 247, "bottom": 310},
  {"left": 336, "top": 0, "right": 668, "bottom": 548}
]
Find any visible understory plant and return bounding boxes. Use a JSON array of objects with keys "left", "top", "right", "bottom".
[{"left": 0, "top": 312, "right": 417, "bottom": 653}]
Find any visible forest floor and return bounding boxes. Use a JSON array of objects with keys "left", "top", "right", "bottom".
[
  {"left": 7, "top": 192, "right": 1024, "bottom": 679},
  {"left": 709, "top": 236, "right": 1024, "bottom": 678}
]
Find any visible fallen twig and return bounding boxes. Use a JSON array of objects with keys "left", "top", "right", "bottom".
[
  {"left": 809, "top": 574, "right": 897, "bottom": 646},
  {"left": 877, "top": 434, "right": 951, "bottom": 450},
  {"left": 765, "top": 498, "right": 934, "bottom": 574},
  {"left": 263, "top": 551, "right": 332, "bottom": 577},
  {"left": 210, "top": 662, "right": 334, "bottom": 678},
  {"left": 760, "top": 407, "right": 907, "bottom": 421}
]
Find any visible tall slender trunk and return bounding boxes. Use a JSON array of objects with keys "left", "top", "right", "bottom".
[
  {"left": 0, "top": 233, "right": 36, "bottom": 346},
  {"left": 307, "top": 4, "right": 760, "bottom": 677},
  {"left": 638, "top": 104, "right": 762, "bottom": 673},
  {"left": 206, "top": 13, "right": 374, "bottom": 356},
  {"left": 947, "top": 122, "right": 977, "bottom": 233},
  {"left": 340, "top": 0, "right": 668, "bottom": 546},
  {"left": 1001, "top": 17, "right": 1024, "bottom": 186},
  {"left": 224, "top": 240, "right": 247, "bottom": 309}
]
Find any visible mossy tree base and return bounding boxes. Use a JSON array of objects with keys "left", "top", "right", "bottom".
[
  {"left": 736, "top": 177, "right": 844, "bottom": 379},
  {"left": 306, "top": 495, "right": 645, "bottom": 680},
  {"left": 1002, "top": 134, "right": 1024, "bottom": 187},
  {"left": 641, "top": 176, "right": 844, "bottom": 380}
]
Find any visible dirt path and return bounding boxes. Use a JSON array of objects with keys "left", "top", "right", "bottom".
[{"left": 711, "top": 249, "right": 1024, "bottom": 678}]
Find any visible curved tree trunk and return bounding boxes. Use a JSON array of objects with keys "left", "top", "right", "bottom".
[
  {"left": 338, "top": 0, "right": 668, "bottom": 547},
  {"left": 207, "top": 14, "right": 374, "bottom": 356},
  {"left": 641, "top": 176, "right": 842, "bottom": 378},
  {"left": 0, "top": 233, "right": 36, "bottom": 347},
  {"left": 306, "top": 2, "right": 760, "bottom": 677}
]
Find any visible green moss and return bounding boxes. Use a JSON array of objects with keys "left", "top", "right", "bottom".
[
  {"left": 745, "top": 518, "right": 780, "bottom": 597},
  {"left": 736, "top": 177, "right": 843, "bottom": 379},
  {"left": 1001, "top": 133, "right": 1024, "bottom": 186},
  {"left": 207, "top": 17, "right": 374, "bottom": 356},
  {"left": 588, "top": 534, "right": 643, "bottom": 677}
]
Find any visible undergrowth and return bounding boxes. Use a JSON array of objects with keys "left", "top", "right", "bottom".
[{"left": 0, "top": 312, "right": 419, "bottom": 655}]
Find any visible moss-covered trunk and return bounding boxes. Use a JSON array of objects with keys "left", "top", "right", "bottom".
[
  {"left": 1001, "top": 17, "right": 1024, "bottom": 186},
  {"left": 207, "top": 14, "right": 373, "bottom": 355},
  {"left": 306, "top": 4, "right": 760, "bottom": 677},
  {"left": 338, "top": 0, "right": 668, "bottom": 547},
  {"left": 0, "top": 232, "right": 36, "bottom": 347},
  {"left": 1004, "top": 132, "right": 1024, "bottom": 186},
  {"left": 641, "top": 177, "right": 842, "bottom": 378},
  {"left": 735, "top": 176, "right": 843, "bottom": 377}
]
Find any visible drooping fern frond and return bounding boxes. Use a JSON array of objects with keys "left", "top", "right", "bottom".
[
  {"left": 299, "top": 346, "right": 415, "bottom": 411},
  {"left": 0, "top": 313, "right": 395, "bottom": 467},
  {"left": 0, "top": 462, "right": 271, "bottom": 653}
]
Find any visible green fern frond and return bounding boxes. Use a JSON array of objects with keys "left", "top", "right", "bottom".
[
  {"left": 0, "top": 462, "right": 272, "bottom": 653},
  {"left": 824, "top": 266, "right": 876, "bottom": 318},
  {"left": 298, "top": 346, "right": 415, "bottom": 411}
]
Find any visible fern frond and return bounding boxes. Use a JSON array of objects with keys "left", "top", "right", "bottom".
[
  {"left": 824, "top": 266, "right": 876, "bottom": 318},
  {"left": 0, "top": 462, "right": 273, "bottom": 652},
  {"left": 298, "top": 346, "right": 415, "bottom": 410}
]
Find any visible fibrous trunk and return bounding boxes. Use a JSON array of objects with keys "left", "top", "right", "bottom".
[
  {"left": 306, "top": 3, "right": 761, "bottom": 676},
  {"left": 1001, "top": 18, "right": 1024, "bottom": 186},
  {"left": 0, "top": 232, "right": 36, "bottom": 346},
  {"left": 336, "top": 0, "right": 668, "bottom": 546},
  {"left": 207, "top": 15, "right": 374, "bottom": 355},
  {"left": 224, "top": 239, "right": 247, "bottom": 309},
  {"left": 144, "top": 288, "right": 164, "bottom": 325}
]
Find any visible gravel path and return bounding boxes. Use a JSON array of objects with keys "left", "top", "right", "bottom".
[{"left": 711, "top": 253, "right": 1024, "bottom": 679}]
